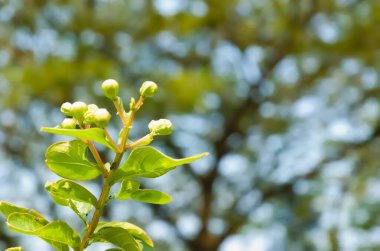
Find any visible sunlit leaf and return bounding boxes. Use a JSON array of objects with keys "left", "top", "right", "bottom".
[
  {"left": 41, "top": 127, "right": 118, "bottom": 151},
  {"left": 93, "top": 226, "right": 141, "bottom": 251},
  {"left": 130, "top": 189, "right": 172, "bottom": 205},
  {"left": 113, "top": 146, "right": 208, "bottom": 183},
  {"left": 95, "top": 222, "right": 153, "bottom": 248},
  {"left": 116, "top": 179, "right": 140, "bottom": 200},
  {"left": 45, "top": 179, "right": 98, "bottom": 207},
  {"left": 5, "top": 247, "right": 23, "bottom": 251},
  {"left": 0, "top": 202, "right": 48, "bottom": 225},
  {"left": 45, "top": 140, "right": 102, "bottom": 180},
  {"left": 6, "top": 213, "right": 80, "bottom": 249}
]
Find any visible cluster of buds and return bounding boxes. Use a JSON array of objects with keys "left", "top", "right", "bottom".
[
  {"left": 59, "top": 78, "right": 173, "bottom": 149},
  {"left": 59, "top": 101, "right": 111, "bottom": 129}
]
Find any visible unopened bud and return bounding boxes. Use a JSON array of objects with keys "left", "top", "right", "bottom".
[
  {"left": 148, "top": 119, "right": 173, "bottom": 135},
  {"left": 71, "top": 101, "right": 88, "bottom": 122},
  {"left": 60, "top": 102, "right": 72, "bottom": 116},
  {"left": 94, "top": 108, "right": 111, "bottom": 128},
  {"left": 83, "top": 104, "right": 99, "bottom": 125},
  {"left": 102, "top": 79, "right": 119, "bottom": 100},
  {"left": 139, "top": 81, "right": 158, "bottom": 98},
  {"left": 87, "top": 104, "right": 99, "bottom": 112},
  {"left": 60, "top": 118, "right": 76, "bottom": 129}
]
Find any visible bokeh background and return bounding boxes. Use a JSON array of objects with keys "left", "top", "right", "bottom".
[{"left": 1, "top": 0, "right": 380, "bottom": 250}]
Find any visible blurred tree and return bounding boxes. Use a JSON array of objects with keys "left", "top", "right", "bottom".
[{"left": 1, "top": 0, "right": 380, "bottom": 250}]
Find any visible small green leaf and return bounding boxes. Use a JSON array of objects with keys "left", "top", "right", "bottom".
[
  {"left": 45, "top": 140, "right": 102, "bottom": 180},
  {"left": 0, "top": 201, "right": 28, "bottom": 218},
  {"left": 113, "top": 146, "right": 208, "bottom": 183},
  {"left": 95, "top": 222, "right": 154, "bottom": 248},
  {"left": 116, "top": 179, "right": 140, "bottom": 200},
  {"left": 6, "top": 213, "right": 80, "bottom": 249},
  {"left": 131, "top": 190, "right": 172, "bottom": 205},
  {"left": 5, "top": 247, "right": 23, "bottom": 251},
  {"left": 93, "top": 227, "right": 141, "bottom": 251},
  {"left": 105, "top": 249, "right": 124, "bottom": 251},
  {"left": 41, "top": 127, "right": 118, "bottom": 151},
  {"left": 0, "top": 202, "right": 49, "bottom": 225},
  {"left": 45, "top": 179, "right": 98, "bottom": 207},
  {"left": 6, "top": 213, "right": 46, "bottom": 234}
]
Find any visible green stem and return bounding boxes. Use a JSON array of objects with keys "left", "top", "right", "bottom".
[
  {"left": 104, "top": 128, "right": 121, "bottom": 153},
  {"left": 79, "top": 171, "right": 115, "bottom": 250},
  {"left": 119, "top": 96, "right": 144, "bottom": 152}
]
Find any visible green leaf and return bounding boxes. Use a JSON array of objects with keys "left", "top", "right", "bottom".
[
  {"left": 96, "top": 222, "right": 154, "bottom": 248},
  {"left": 105, "top": 249, "right": 124, "bottom": 251},
  {"left": 41, "top": 127, "right": 118, "bottom": 151},
  {"left": 34, "top": 221, "right": 81, "bottom": 249},
  {"left": 68, "top": 200, "right": 93, "bottom": 225},
  {"left": 93, "top": 227, "right": 141, "bottom": 251},
  {"left": 45, "top": 179, "right": 98, "bottom": 207},
  {"left": 116, "top": 179, "right": 140, "bottom": 200},
  {"left": 130, "top": 190, "right": 172, "bottom": 205},
  {"left": 6, "top": 213, "right": 45, "bottom": 234},
  {"left": 45, "top": 180, "right": 97, "bottom": 224},
  {"left": 45, "top": 140, "right": 102, "bottom": 180},
  {"left": 6, "top": 213, "right": 80, "bottom": 249},
  {"left": 0, "top": 202, "right": 49, "bottom": 225},
  {"left": 5, "top": 248, "right": 23, "bottom": 251},
  {"left": 113, "top": 146, "right": 208, "bottom": 183}
]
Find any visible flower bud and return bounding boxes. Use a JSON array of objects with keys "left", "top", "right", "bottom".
[
  {"left": 60, "top": 118, "right": 76, "bottom": 129},
  {"left": 60, "top": 102, "right": 72, "bottom": 116},
  {"left": 87, "top": 104, "right": 99, "bottom": 112},
  {"left": 139, "top": 81, "right": 158, "bottom": 98},
  {"left": 148, "top": 119, "right": 173, "bottom": 135},
  {"left": 71, "top": 101, "right": 88, "bottom": 122},
  {"left": 102, "top": 79, "right": 119, "bottom": 100},
  {"left": 94, "top": 108, "right": 111, "bottom": 128},
  {"left": 83, "top": 104, "right": 99, "bottom": 125}
]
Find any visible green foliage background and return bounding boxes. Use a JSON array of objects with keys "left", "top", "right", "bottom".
[{"left": 1, "top": 0, "right": 380, "bottom": 250}]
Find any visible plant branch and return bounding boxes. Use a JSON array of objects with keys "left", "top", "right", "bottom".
[
  {"left": 113, "top": 98, "right": 128, "bottom": 126},
  {"left": 119, "top": 96, "right": 144, "bottom": 152},
  {"left": 79, "top": 171, "right": 115, "bottom": 250},
  {"left": 87, "top": 142, "right": 109, "bottom": 177},
  {"left": 103, "top": 128, "right": 120, "bottom": 153}
]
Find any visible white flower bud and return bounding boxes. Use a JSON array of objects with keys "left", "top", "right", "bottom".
[
  {"left": 71, "top": 101, "right": 88, "bottom": 122},
  {"left": 139, "top": 81, "right": 158, "bottom": 98},
  {"left": 60, "top": 102, "right": 72, "bottom": 116},
  {"left": 148, "top": 119, "right": 173, "bottom": 135},
  {"left": 94, "top": 108, "right": 111, "bottom": 128},
  {"left": 60, "top": 118, "right": 76, "bottom": 129},
  {"left": 102, "top": 79, "right": 119, "bottom": 100}
]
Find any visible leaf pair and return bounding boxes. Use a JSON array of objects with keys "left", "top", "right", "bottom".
[
  {"left": 0, "top": 202, "right": 79, "bottom": 251},
  {"left": 45, "top": 137, "right": 208, "bottom": 184}
]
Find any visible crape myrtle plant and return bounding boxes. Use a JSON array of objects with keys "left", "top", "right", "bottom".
[{"left": 0, "top": 79, "right": 208, "bottom": 251}]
